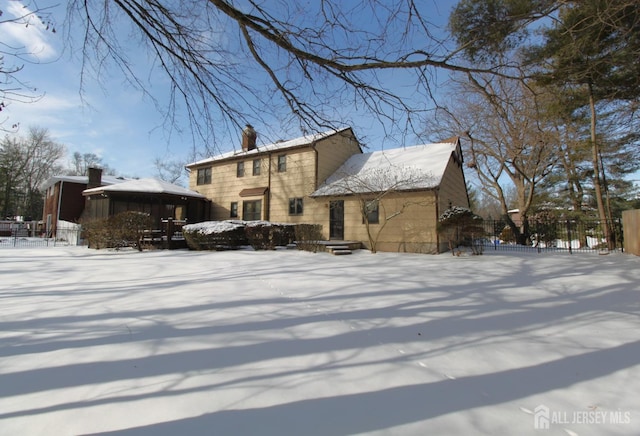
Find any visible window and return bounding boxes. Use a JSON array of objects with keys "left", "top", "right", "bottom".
[
  {"left": 288, "top": 197, "right": 303, "bottom": 215},
  {"left": 230, "top": 202, "right": 238, "bottom": 218},
  {"left": 363, "top": 200, "right": 379, "bottom": 224},
  {"left": 237, "top": 161, "right": 245, "bottom": 177},
  {"left": 252, "top": 159, "right": 261, "bottom": 176},
  {"left": 197, "top": 167, "right": 212, "bottom": 185},
  {"left": 242, "top": 200, "right": 262, "bottom": 221},
  {"left": 277, "top": 154, "right": 287, "bottom": 172}
]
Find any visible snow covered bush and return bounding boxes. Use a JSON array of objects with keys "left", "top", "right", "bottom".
[
  {"left": 438, "top": 206, "right": 485, "bottom": 255},
  {"left": 183, "top": 220, "right": 306, "bottom": 251},
  {"left": 182, "top": 220, "right": 247, "bottom": 250}
]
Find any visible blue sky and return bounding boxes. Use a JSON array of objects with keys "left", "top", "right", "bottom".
[
  {"left": 1, "top": 0, "right": 459, "bottom": 183},
  {"left": 1, "top": 0, "right": 197, "bottom": 180}
]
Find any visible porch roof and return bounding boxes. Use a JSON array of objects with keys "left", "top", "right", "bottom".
[{"left": 83, "top": 178, "right": 206, "bottom": 198}]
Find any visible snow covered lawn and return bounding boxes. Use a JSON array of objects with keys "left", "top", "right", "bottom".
[{"left": 1, "top": 247, "right": 639, "bottom": 435}]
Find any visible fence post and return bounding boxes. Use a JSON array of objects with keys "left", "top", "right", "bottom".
[
  {"left": 166, "top": 218, "right": 174, "bottom": 249},
  {"left": 566, "top": 220, "right": 572, "bottom": 254}
]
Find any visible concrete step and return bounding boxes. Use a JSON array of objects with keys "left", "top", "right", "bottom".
[{"left": 327, "top": 245, "right": 352, "bottom": 255}]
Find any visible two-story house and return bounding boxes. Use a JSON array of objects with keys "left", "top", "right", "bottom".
[
  {"left": 186, "top": 125, "right": 362, "bottom": 224},
  {"left": 186, "top": 126, "right": 469, "bottom": 253}
]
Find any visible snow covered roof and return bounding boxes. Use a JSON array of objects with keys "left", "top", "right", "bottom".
[
  {"left": 42, "top": 174, "right": 128, "bottom": 190},
  {"left": 82, "top": 178, "right": 206, "bottom": 198},
  {"left": 312, "top": 140, "right": 459, "bottom": 197},
  {"left": 186, "top": 127, "right": 354, "bottom": 167}
]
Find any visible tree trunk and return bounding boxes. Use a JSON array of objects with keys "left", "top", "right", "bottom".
[{"left": 587, "top": 83, "right": 611, "bottom": 250}]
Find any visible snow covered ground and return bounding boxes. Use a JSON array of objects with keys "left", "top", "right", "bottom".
[{"left": 1, "top": 247, "right": 639, "bottom": 435}]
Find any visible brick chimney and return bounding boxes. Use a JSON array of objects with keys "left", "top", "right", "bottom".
[
  {"left": 87, "top": 167, "right": 103, "bottom": 189},
  {"left": 242, "top": 124, "right": 257, "bottom": 151}
]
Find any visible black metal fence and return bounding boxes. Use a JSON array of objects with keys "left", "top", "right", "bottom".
[
  {"left": 478, "top": 218, "right": 623, "bottom": 253},
  {"left": 0, "top": 230, "right": 83, "bottom": 248}
]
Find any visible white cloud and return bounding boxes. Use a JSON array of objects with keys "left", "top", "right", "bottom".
[{"left": 2, "top": 1, "right": 58, "bottom": 61}]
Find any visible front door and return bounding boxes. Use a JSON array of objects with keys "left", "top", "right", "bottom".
[{"left": 329, "top": 200, "right": 344, "bottom": 240}]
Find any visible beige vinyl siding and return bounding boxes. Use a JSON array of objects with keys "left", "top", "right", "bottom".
[
  {"left": 437, "top": 155, "right": 470, "bottom": 215},
  {"left": 268, "top": 148, "right": 319, "bottom": 222},
  {"left": 315, "top": 130, "right": 362, "bottom": 186},
  {"left": 190, "top": 157, "right": 270, "bottom": 220},
  {"left": 311, "top": 192, "right": 439, "bottom": 253}
]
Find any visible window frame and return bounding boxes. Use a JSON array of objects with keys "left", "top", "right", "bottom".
[
  {"left": 277, "top": 154, "right": 287, "bottom": 172},
  {"left": 362, "top": 199, "right": 379, "bottom": 224},
  {"left": 242, "top": 200, "right": 262, "bottom": 221},
  {"left": 196, "top": 167, "right": 212, "bottom": 185},
  {"left": 236, "top": 161, "right": 245, "bottom": 178},
  {"left": 252, "top": 159, "right": 261, "bottom": 176},
  {"left": 230, "top": 201, "right": 238, "bottom": 218},
  {"left": 288, "top": 197, "right": 304, "bottom": 215}
]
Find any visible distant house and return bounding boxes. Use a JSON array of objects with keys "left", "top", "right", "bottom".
[
  {"left": 42, "top": 168, "right": 209, "bottom": 244},
  {"left": 82, "top": 178, "right": 209, "bottom": 228},
  {"left": 187, "top": 126, "right": 469, "bottom": 253},
  {"left": 41, "top": 168, "right": 127, "bottom": 238}
]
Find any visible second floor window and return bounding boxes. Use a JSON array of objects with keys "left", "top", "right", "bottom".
[
  {"left": 197, "top": 167, "right": 212, "bottom": 185},
  {"left": 237, "top": 161, "right": 245, "bottom": 177},
  {"left": 253, "top": 159, "right": 261, "bottom": 176},
  {"left": 277, "top": 154, "right": 287, "bottom": 172}
]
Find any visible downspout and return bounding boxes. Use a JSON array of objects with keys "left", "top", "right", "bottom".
[
  {"left": 266, "top": 152, "right": 272, "bottom": 221},
  {"left": 312, "top": 143, "right": 319, "bottom": 188},
  {"left": 55, "top": 180, "right": 63, "bottom": 238},
  {"left": 435, "top": 188, "right": 440, "bottom": 254}
]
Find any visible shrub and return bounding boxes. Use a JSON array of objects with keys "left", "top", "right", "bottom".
[
  {"left": 83, "top": 211, "right": 153, "bottom": 250},
  {"left": 182, "top": 220, "right": 247, "bottom": 250},
  {"left": 245, "top": 222, "right": 276, "bottom": 250},
  {"left": 295, "top": 223, "right": 324, "bottom": 253},
  {"left": 183, "top": 220, "right": 306, "bottom": 251},
  {"left": 438, "top": 206, "right": 485, "bottom": 255},
  {"left": 82, "top": 217, "right": 111, "bottom": 249},
  {"left": 245, "top": 222, "right": 296, "bottom": 250},
  {"left": 271, "top": 223, "right": 296, "bottom": 247}
]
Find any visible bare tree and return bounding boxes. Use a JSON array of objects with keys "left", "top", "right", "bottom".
[
  {"left": 65, "top": 0, "right": 514, "bottom": 154},
  {"left": 427, "top": 75, "right": 557, "bottom": 244},
  {"left": 153, "top": 157, "right": 188, "bottom": 185},
  {"left": 0, "top": 126, "right": 65, "bottom": 219},
  {"left": 67, "top": 152, "right": 115, "bottom": 176}
]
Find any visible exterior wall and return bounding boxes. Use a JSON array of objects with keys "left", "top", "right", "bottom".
[
  {"left": 268, "top": 148, "right": 321, "bottom": 223},
  {"left": 312, "top": 191, "right": 439, "bottom": 253},
  {"left": 59, "top": 183, "right": 88, "bottom": 222},
  {"left": 42, "top": 182, "right": 61, "bottom": 234},
  {"left": 41, "top": 181, "right": 87, "bottom": 235},
  {"left": 315, "top": 129, "right": 362, "bottom": 184},
  {"left": 189, "top": 147, "right": 319, "bottom": 221},
  {"left": 437, "top": 153, "right": 470, "bottom": 216},
  {"left": 622, "top": 209, "right": 640, "bottom": 256},
  {"left": 188, "top": 130, "right": 361, "bottom": 224}
]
